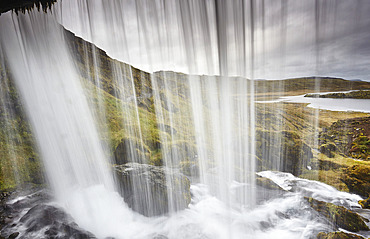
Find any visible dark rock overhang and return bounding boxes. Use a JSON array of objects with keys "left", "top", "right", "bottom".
[{"left": 0, "top": 0, "right": 57, "bottom": 15}]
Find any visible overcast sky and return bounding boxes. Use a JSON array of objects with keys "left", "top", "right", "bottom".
[{"left": 57, "top": 0, "right": 370, "bottom": 81}]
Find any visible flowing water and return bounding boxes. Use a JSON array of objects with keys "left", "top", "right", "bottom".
[{"left": 0, "top": 1, "right": 369, "bottom": 239}]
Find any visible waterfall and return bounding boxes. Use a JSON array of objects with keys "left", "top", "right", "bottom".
[
  {"left": 1, "top": 0, "right": 369, "bottom": 239},
  {"left": 58, "top": 0, "right": 257, "bottom": 208}
]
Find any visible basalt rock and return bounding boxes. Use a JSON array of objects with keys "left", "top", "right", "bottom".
[{"left": 114, "top": 163, "right": 191, "bottom": 217}]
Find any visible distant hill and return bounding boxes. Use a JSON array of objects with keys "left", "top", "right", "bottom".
[{"left": 254, "top": 77, "right": 370, "bottom": 95}]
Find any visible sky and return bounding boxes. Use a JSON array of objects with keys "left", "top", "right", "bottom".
[{"left": 56, "top": 0, "right": 370, "bottom": 81}]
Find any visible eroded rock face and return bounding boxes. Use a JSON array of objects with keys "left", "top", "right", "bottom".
[
  {"left": 305, "top": 197, "right": 369, "bottom": 232},
  {"left": 114, "top": 163, "right": 191, "bottom": 217}
]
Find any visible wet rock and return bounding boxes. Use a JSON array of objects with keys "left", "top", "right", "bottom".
[
  {"left": 114, "top": 138, "right": 149, "bottom": 165},
  {"left": 7, "top": 232, "right": 19, "bottom": 239},
  {"left": 179, "top": 160, "right": 199, "bottom": 177},
  {"left": 341, "top": 165, "right": 370, "bottom": 198},
  {"left": 17, "top": 204, "right": 96, "bottom": 238},
  {"left": 255, "top": 176, "right": 284, "bottom": 191},
  {"left": 114, "top": 163, "right": 191, "bottom": 217},
  {"left": 317, "top": 231, "right": 366, "bottom": 239},
  {"left": 255, "top": 130, "right": 313, "bottom": 175},
  {"left": 305, "top": 197, "right": 369, "bottom": 232}
]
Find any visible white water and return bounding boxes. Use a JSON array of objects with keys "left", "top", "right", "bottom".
[
  {"left": 0, "top": 10, "right": 121, "bottom": 233},
  {"left": 9, "top": 171, "right": 367, "bottom": 239}
]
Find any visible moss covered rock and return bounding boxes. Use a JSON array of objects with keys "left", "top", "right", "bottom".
[
  {"left": 114, "top": 163, "right": 191, "bottom": 217},
  {"left": 255, "top": 130, "right": 313, "bottom": 175},
  {"left": 342, "top": 165, "right": 370, "bottom": 198},
  {"left": 305, "top": 197, "right": 369, "bottom": 232},
  {"left": 317, "top": 231, "right": 366, "bottom": 239},
  {"left": 319, "top": 117, "right": 370, "bottom": 159},
  {"left": 319, "top": 143, "right": 338, "bottom": 158},
  {"left": 359, "top": 197, "right": 370, "bottom": 209}
]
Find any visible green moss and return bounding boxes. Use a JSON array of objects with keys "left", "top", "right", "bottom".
[{"left": 359, "top": 197, "right": 370, "bottom": 209}]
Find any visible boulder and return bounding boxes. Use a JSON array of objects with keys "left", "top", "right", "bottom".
[
  {"left": 341, "top": 165, "right": 370, "bottom": 198},
  {"left": 114, "top": 163, "right": 191, "bottom": 217},
  {"left": 18, "top": 204, "right": 95, "bottom": 238},
  {"left": 305, "top": 197, "right": 369, "bottom": 232},
  {"left": 317, "top": 231, "right": 366, "bottom": 239}
]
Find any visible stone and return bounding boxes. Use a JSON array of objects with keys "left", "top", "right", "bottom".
[
  {"left": 114, "top": 163, "right": 191, "bottom": 217},
  {"left": 18, "top": 204, "right": 96, "bottom": 238},
  {"left": 305, "top": 197, "right": 369, "bottom": 232},
  {"left": 113, "top": 138, "right": 149, "bottom": 165}
]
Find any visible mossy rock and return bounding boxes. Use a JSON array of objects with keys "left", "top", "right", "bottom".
[
  {"left": 305, "top": 197, "right": 369, "bottom": 232},
  {"left": 316, "top": 159, "right": 343, "bottom": 171},
  {"left": 320, "top": 143, "right": 338, "bottom": 158},
  {"left": 342, "top": 165, "right": 370, "bottom": 198},
  {"left": 359, "top": 197, "right": 370, "bottom": 209},
  {"left": 255, "top": 130, "right": 313, "bottom": 175},
  {"left": 317, "top": 231, "right": 366, "bottom": 239}
]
